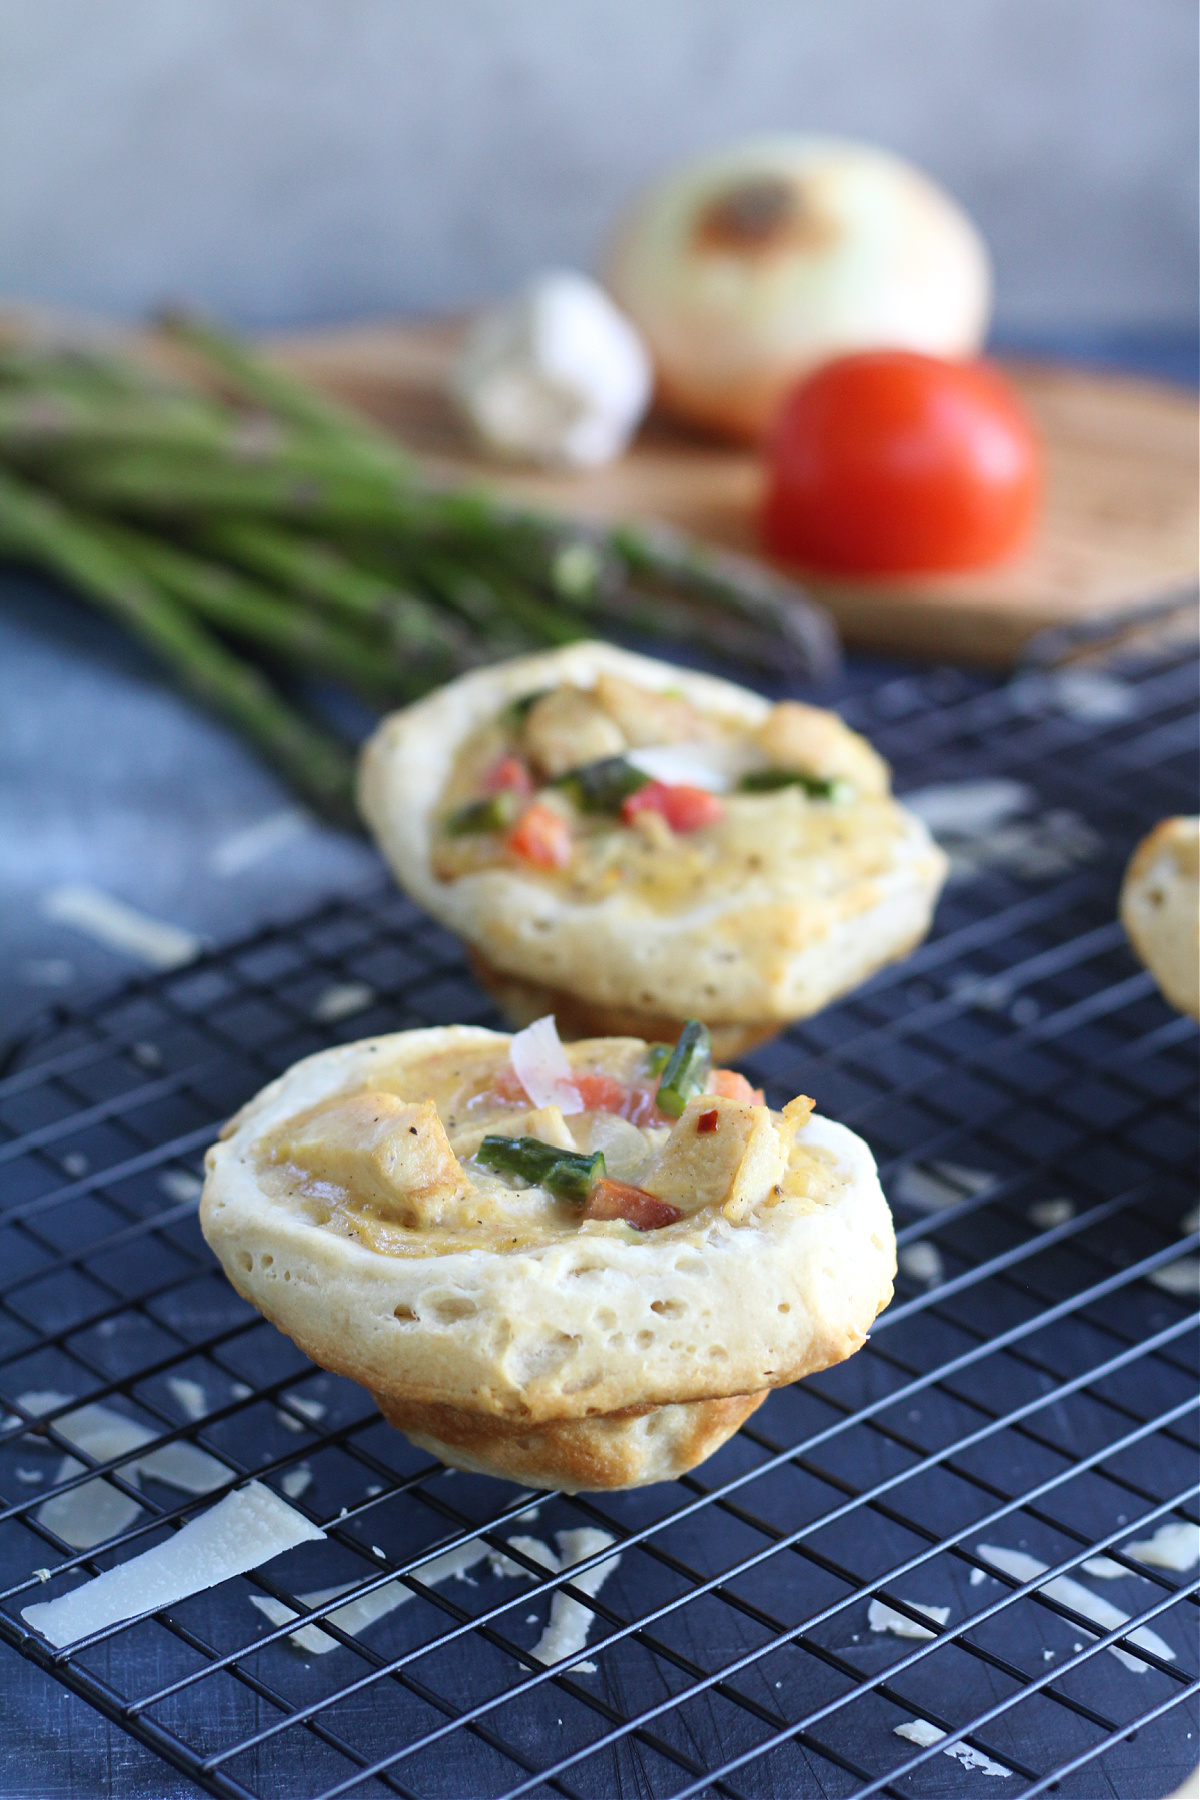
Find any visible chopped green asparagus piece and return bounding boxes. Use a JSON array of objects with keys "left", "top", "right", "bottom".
[
  {"left": 476, "top": 1136, "right": 605, "bottom": 1202},
  {"left": 642, "top": 1043, "right": 673, "bottom": 1078},
  {"left": 555, "top": 755, "right": 650, "bottom": 814},
  {"left": 508, "top": 688, "right": 552, "bottom": 723},
  {"left": 739, "top": 770, "right": 855, "bottom": 801},
  {"left": 655, "top": 1021, "right": 713, "bottom": 1119},
  {"left": 444, "top": 792, "right": 523, "bottom": 836}
]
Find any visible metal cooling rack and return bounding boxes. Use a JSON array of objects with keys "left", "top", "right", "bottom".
[{"left": 0, "top": 650, "right": 1196, "bottom": 1800}]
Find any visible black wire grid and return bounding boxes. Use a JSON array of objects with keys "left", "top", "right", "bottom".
[{"left": 0, "top": 650, "right": 1196, "bottom": 1800}]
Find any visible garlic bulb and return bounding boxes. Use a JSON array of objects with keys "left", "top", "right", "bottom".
[
  {"left": 606, "top": 136, "right": 991, "bottom": 442},
  {"left": 450, "top": 271, "right": 652, "bottom": 468}
]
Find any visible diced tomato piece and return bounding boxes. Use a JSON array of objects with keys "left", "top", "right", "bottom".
[
  {"left": 487, "top": 1065, "right": 529, "bottom": 1103},
  {"left": 697, "top": 1108, "right": 720, "bottom": 1134},
  {"left": 583, "top": 1178, "right": 682, "bottom": 1231},
  {"left": 625, "top": 1085, "right": 674, "bottom": 1128},
  {"left": 484, "top": 755, "right": 533, "bottom": 796},
  {"left": 507, "top": 803, "right": 573, "bottom": 869},
  {"left": 710, "top": 1068, "right": 765, "bottom": 1105},
  {"left": 621, "top": 781, "right": 725, "bottom": 833},
  {"left": 572, "top": 1073, "right": 629, "bottom": 1113}
]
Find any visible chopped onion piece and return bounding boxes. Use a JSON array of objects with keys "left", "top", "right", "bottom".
[
  {"left": 575, "top": 1113, "right": 650, "bottom": 1181},
  {"left": 625, "top": 745, "right": 734, "bottom": 793},
  {"left": 509, "top": 1016, "right": 582, "bottom": 1114},
  {"left": 23, "top": 1481, "right": 324, "bottom": 1648}
]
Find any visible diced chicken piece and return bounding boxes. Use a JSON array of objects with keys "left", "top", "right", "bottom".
[
  {"left": 522, "top": 686, "right": 625, "bottom": 779},
  {"left": 642, "top": 1094, "right": 787, "bottom": 1224},
  {"left": 781, "top": 1094, "right": 815, "bottom": 1135},
  {"left": 755, "top": 703, "right": 890, "bottom": 796},
  {"left": 272, "top": 1093, "right": 468, "bottom": 1227},
  {"left": 449, "top": 1104, "right": 577, "bottom": 1160},
  {"left": 594, "top": 673, "right": 714, "bottom": 747}
]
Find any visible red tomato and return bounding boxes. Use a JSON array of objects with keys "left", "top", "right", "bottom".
[
  {"left": 583, "top": 1178, "right": 682, "bottom": 1231},
  {"left": 763, "top": 351, "right": 1041, "bottom": 575},
  {"left": 622, "top": 781, "right": 725, "bottom": 832},
  {"left": 709, "top": 1068, "right": 765, "bottom": 1105},
  {"left": 484, "top": 754, "right": 532, "bottom": 795},
  {"left": 572, "top": 1072, "right": 629, "bottom": 1113},
  {"left": 507, "top": 803, "right": 572, "bottom": 869}
]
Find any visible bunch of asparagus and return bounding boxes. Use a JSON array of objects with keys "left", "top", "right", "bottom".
[{"left": 0, "top": 315, "right": 836, "bottom": 829}]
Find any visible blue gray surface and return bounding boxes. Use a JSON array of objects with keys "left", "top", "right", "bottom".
[
  {"left": 3, "top": 0, "right": 1197, "bottom": 337},
  {"left": 0, "top": 571, "right": 383, "bottom": 1052}
]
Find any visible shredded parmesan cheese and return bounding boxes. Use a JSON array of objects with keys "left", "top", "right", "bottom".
[
  {"left": 868, "top": 1597, "right": 950, "bottom": 1640},
  {"left": 975, "top": 1545, "right": 1177, "bottom": 1672},
  {"left": 42, "top": 885, "right": 200, "bottom": 969},
  {"left": 23, "top": 1482, "right": 324, "bottom": 1647},
  {"left": 894, "top": 1719, "right": 1012, "bottom": 1776},
  {"left": 1127, "top": 1521, "right": 1199, "bottom": 1572},
  {"left": 19, "top": 1392, "right": 229, "bottom": 1549}
]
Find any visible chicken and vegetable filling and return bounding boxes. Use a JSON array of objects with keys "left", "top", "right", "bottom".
[
  {"left": 431, "top": 673, "right": 897, "bottom": 906},
  {"left": 257, "top": 1019, "right": 832, "bottom": 1259}
]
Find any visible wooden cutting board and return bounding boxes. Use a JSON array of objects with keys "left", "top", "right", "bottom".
[{"left": 257, "top": 317, "right": 1198, "bottom": 666}]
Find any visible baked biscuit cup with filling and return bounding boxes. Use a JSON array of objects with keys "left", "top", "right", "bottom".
[
  {"left": 1119, "top": 816, "right": 1200, "bottom": 1021},
  {"left": 357, "top": 642, "right": 948, "bottom": 1059},
  {"left": 200, "top": 1022, "right": 897, "bottom": 1491}
]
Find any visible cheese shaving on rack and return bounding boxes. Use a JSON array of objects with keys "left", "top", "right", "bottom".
[
  {"left": 975, "top": 1545, "right": 1176, "bottom": 1673},
  {"left": 23, "top": 1482, "right": 324, "bottom": 1648},
  {"left": 249, "top": 1531, "right": 534, "bottom": 1655},
  {"left": 515, "top": 1528, "right": 620, "bottom": 1670},
  {"left": 19, "top": 1392, "right": 230, "bottom": 1550},
  {"left": 893, "top": 1720, "right": 1013, "bottom": 1777},
  {"left": 867, "top": 1597, "right": 949, "bottom": 1640},
  {"left": 1126, "top": 1521, "right": 1200, "bottom": 1572}
]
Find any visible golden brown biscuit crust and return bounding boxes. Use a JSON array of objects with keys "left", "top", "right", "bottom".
[
  {"left": 1120, "top": 816, "right": 1200, "bottom": 1020},
  {"left": 201, "top": 1026, "right": 896, "bottom": 1486},
  {"left": 357, "top": 643, "right": 947, "bottom": 1033},
  {"left": 374, "top": 1391, "right": 769, "bottom": 1491}
]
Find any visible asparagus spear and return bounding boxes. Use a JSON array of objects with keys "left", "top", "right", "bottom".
[
  {"left": 157, "top": 317, "right": 838, "bottom": 677},
  {"left": 740, "top": 769, "right": 854, "bottom": 800},
  {"left": 655, "top": 1021, "right": 713, "bottom": 1118},
  {"left": 0, "top": 468, "right": 357, "bottom": 824},
  {"left": 159, "top": 312, "right": 415, "bottom": 479},
  {"left": 554, "top": 755, "right": 650, "bottom": 813},
  {"left": 476, "top": 1136, "right": 605, "bottom": 1202},
  {"left": 99, "top": 520, "right": 416, "bottom": 699},
  {"left": 444, "top": 792, "right": 523, "bottom": 836},
  {"left": 200, "top": 517, "right": 473, "bottom": 671},
  {"left": 609, "top": 521, "right": 839, "bottom": 682}
]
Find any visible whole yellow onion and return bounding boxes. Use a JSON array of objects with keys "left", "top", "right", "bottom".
[{"left": 605, "top": 135, "right": 992, "bottom": 442}]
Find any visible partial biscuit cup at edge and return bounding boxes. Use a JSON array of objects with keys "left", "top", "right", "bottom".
[
  {"left": 199, "top": 1024, "right": 897, "bottom": 1492},
  {"left": 357, "top": 642, "right": 948, "bottom": 1049},
  {"left": 1119, "top": 816, "right": 1200, "bottom": 1021}
]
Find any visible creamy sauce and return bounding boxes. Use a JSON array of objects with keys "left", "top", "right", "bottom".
[
  {"left": 431, "top": 687, "right": 903, "bottom": 912},
  {"left": 255, "top": 1039, "right": 840, "bottom": 1259}
]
